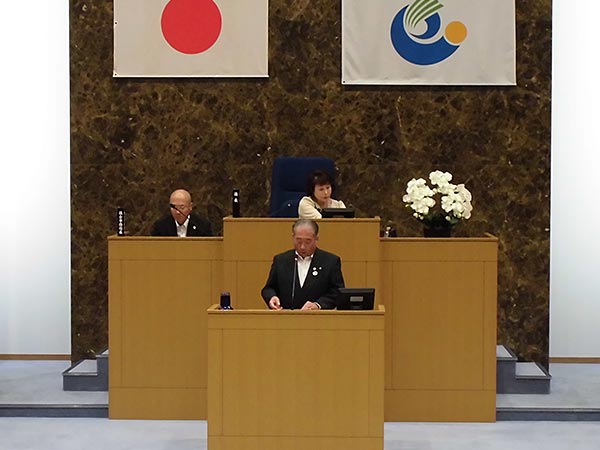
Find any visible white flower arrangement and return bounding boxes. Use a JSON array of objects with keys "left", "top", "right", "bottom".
[{"left": 402, "top": 170, "right": 473, "bottom": 228}]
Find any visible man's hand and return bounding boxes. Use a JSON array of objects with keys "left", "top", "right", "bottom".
[
  {"left": 269, "top": 296, "right": 282, "bottom": 310},
  {"left": 301, "top": 301, "right": 320, "bottom": 310}
]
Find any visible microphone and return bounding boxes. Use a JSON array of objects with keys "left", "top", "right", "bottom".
[
  {"left": 291, "top": 256, "right": 298, "bottom": 304},
  {"left": 169, "top": 203, "right": 186, "bottom": 216}
]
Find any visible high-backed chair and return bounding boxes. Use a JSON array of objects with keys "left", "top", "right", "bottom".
[{"left": 269, "top": 156, "right": 335, "bottom": 217}]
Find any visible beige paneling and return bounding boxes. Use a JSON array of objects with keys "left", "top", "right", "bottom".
[
  {"left": 391, "top": 261, "right": 485, "bottom": 390},
  {"left": 380, "top": 260, "right": 393, "bottom": 390},
  {"left": 110, "top": 387, "right": 206, "bottom": 419},
  {"left": 381, "top": 237, "right": 498, "bottom": 422},
  {"left": 207, "top": 436, "right": 381, "bottom": 450},
  {"left": 108, "top": 227, "right": 497, "bottom": 423},
  {"left": 223, "top": 217, "right": 381, "bottom": 309},
  {"left": 221, "top": 329, "right": 371, "bottom": 436},
  {"left": 120, "top": 260, "right": 210, "bottom": 387},
  {"left": 108, "top": 236, "right": 223, "bottom": 260},
  {"left": 223, "top": 217, "right": 381, "bottom": 262},
  {"left": 208, "top": 307, "right": 384, "bottom": 450},
  {"left": 222, "top": 218, "right": 294, "bottom": 261},
  {"left": 233, "top": 261, "right": 272, "bottom": 309},
  {"left": 384, "top": 389, "right": 496, "bottom": 422},
  {"left": 483, "top": 261, "right": 498, "bottom": 390},
  {"left": 381, "top": 238, "right": 498, "bottom": 262},
  {"left": 108, "top": 237, "right": 223, "bottom": 419}
]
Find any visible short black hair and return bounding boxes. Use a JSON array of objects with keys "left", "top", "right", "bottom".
[{"left": 306, "top": 169, "right": 334, "bottom": 197}]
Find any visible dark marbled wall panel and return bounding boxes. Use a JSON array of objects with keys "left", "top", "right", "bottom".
[{"left": 70, "top": 0, "right": 551, "bottom": 365}]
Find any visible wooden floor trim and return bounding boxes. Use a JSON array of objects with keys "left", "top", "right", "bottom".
[{"left": 550, "top": 357, "right": 600, "bottom": 364}]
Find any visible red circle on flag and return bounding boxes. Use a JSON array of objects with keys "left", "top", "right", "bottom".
[{"left": 161, "top": 0, "right": 222, "bottom": 55}]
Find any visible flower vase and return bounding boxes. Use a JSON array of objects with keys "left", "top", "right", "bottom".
[{"left": 423, "top": 226, "right": 453, "bottom": 238}]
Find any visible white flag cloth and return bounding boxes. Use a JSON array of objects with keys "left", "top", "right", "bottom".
[
  {"left": 114, "top": 0, "right": 268, "bottom": 77},
  {"left": 342, "top": 0, "right": 515, "bottom": 85}
]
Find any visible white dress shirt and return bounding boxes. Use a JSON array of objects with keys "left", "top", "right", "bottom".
[
  {"left": 175, "top": 217, "right": 190, "bottom": 237},
  {"left": 295, "top": 252, "right": 313, "bottom": 287}
]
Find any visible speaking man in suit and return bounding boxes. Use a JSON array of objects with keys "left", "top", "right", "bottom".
[
  {"left": 151, "top": 189, "right": 212, "bottom": 237},
  {"left": 262, "top": 219, "right": 345, "bottom": 310}
]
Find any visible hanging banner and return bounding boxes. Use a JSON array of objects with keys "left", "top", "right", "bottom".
[
  {"left": 342, "top": 0, "right": 516, "bottom": 85},
  {"left": 114, "top": 0, "right": 268, "bottom": 77}
]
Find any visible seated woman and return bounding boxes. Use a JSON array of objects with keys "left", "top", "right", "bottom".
[{"left": 298, "top": 170, "right": 346, "bottom": 219}]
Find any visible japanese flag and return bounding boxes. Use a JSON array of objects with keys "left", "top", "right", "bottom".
[{"left": 114, "top": 0, "right": 268, "bottom": 77}]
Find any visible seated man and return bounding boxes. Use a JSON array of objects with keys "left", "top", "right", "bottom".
[
  {"left": 261, "top": 219, "right": 345, "bottom": 310},
  {"left": 151, "top": 189, "right": 212, "bottom": 237}
]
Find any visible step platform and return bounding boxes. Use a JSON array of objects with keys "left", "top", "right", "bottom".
[
  {"left": 62, "top": 349, "right": 108, "bottom": 391},
  {"left": 497, "top": 345, "right": 551, "bottom": 394}
]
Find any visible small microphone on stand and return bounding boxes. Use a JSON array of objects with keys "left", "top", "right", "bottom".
[
  {"left": 169, "top": 203, "right": 186, "bottom": 216},
  {"left": 291, "top": 256, "right": 298, "bottom": 304},
  {"left": 169, "top": 203, "right": 191, "bottom": 228}
]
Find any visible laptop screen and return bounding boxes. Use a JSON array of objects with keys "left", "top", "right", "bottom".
[
  {"left": 336, "top": 288, "right": 375, "bottom": 310},
  {"left": 321, "top": 208, "right": 356, "bottom": 218}
]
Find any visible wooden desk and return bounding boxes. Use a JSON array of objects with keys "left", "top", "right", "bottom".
[
  {"left": 108, "top": 222, "right": 497, "bottom": 422},
  {"left": 381, "top": 236, "right": 498, "bottom": 422},
  {"left": 108, "top": 236, "right": 223, "bottom": 419},
  {"left": 207, "top": 306, "right": 384, "bottom": 450}
]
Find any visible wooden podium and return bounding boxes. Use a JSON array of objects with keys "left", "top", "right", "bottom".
[{"left": 207, "top": 306, "right": 385, "bottom": 450}]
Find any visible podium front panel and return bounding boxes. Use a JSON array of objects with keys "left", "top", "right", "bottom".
[
  {"left": 208, "top": 308, "right": 384, "bottom": 450},
  {"left": 381, "top": 237, "right": 497, "bottom": 422},
  {"left": 108, "top": 236, "right": 222, "bottom": 419}
]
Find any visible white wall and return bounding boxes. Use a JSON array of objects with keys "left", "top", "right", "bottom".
[
  {"left": 0, "top": 1, "right": 595, "bottom": 358},
  {"left": 550, "top": 0, "right": 600, "bottom": 357},
  {"left": 0, "top": 1, "right": 71, "bottom": 354}
]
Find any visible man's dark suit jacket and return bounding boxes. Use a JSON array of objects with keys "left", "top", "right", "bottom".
[
  {"left": 261, "top": 248, "right": 345, "bottom": 310},
  {"left": 151, "top": 213, "right": 213, "bottom": 237}
]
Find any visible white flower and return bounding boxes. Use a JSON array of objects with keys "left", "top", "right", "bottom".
[
  {"left": 411, "top": 196, "right": 435, "bottom": 215},
  {"left": 429, "top": 170, "right": 453, "bottom": 187},
  {"left": 402, "top": 171, "right": 473, "bottom": 224},
  {"left": 440, "top": 193, "right": 458, "bottom": 213},
  {"left": 456, "top": 184, "right": 472, "bottom": 202},
  {"left": 402, "top": 177, "right": 437, "bottom": 219},
  {"left": 406, "top": 177, "right": 427, "bottom": 191},
  {"left": 453, "top": 184, "right": 473, "bottom": 219}
]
